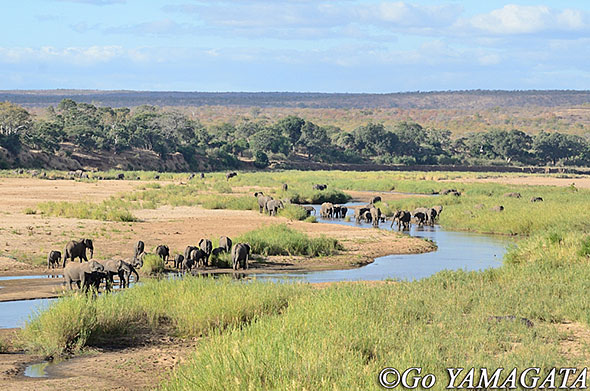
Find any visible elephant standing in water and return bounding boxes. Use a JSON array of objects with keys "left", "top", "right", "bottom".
[
  {"left": 63, "top": 238, "right": 94, "bottom": 267},
  {"left": 63, "top": 260, "right": 104, "bottom": 291},
  {"left": 370, "top": 206, "right": 381, "bottom": 227},
  {"left": 232, "top": 243, "right": 251, "bottom": 270},
  {"left": 320, "top": 202, "right": 334, "bottom": 218},
  {"left": 391, "top": 210, "right": 411, "bottom": 231},
  {"left": 102, "top": 259, "right": 139, "bottom": 290},
  {"left": 47, "top": 250, "right": 61, "bottom": 269}
]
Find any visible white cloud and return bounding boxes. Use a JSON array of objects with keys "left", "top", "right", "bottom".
[{"left": 465, "top": 4, "right": 590, "bottom": 35}]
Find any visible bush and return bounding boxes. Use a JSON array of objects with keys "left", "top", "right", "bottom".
[
  {"left": 578, "top": 236, "right": 590, "bottom": 257},
  {"left": 278, "top": 204, "right": 309, "bottom": 221},
  {"left": 37, "top": 200, "right": 138, "bottom": 222},
  {"left": 253, "top": 150, "right": 270, "bottom": 168},
  {"left": 140, "top": 254, "right": 165, "bottom": 274},
  {"left": 238, "top": 224, "right": 341, "bottom": 256}
]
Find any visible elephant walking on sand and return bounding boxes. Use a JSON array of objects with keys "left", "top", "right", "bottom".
[
  {"left": 254, "top": 192, "right": 273, "bottom": 214},
  {"left": 47, "top": 250, "right": 61, "bottom": 269},
  {"left": 232, "top": 243, "right": 251, "bottom": 270},
  {"left": 63, "top": 260, "right": 104, "bottom": 291},
  {"left": 266, "top": 200, "right": 284, "bottom": 216},
  {"left": 63, "top": 238, "right": 94, "bottom": 267}
]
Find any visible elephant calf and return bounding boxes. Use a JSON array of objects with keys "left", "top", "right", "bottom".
[
  {"left": 47, "top": 250, "right": 61, "bottom": 269},
  {"left": 174, "top": 254, "right": 184, "bottom": 269},
  {"left": 232, "top": 243, "right": 251, "bottom": 270}
]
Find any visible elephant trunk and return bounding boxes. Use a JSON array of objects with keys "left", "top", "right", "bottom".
[
  {"left": 131, "top": 266, "right": 140, "bottom": 283},
  {"left": 89, "top": 248, "right": 94, "bottom": 259}
]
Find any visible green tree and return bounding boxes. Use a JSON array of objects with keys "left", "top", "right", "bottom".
[{"left": 254, "top": 150, "right": 270, "bottom": 168}]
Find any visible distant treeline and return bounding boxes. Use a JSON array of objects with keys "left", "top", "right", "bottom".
[
  {"left": 1, "top": 89, "right": 590, "bottom": 109},
  {"left": 1, "top": 99, "right": 590, "bottom": 171}
]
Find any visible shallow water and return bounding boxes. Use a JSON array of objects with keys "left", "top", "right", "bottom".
[
  {"left": 24, "top": 361, "right": 50, "bottom": 378},
  {"left": 0, "top": 274, "right": 62, "bottom": 281},
  {"left": 251, "top": 202, "right": 511, "bottom": 283},
  {"left": 0, "top": 298, "right": 56, "bottom": 329}
]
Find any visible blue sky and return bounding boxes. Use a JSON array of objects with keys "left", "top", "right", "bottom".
[{"left": 2, "top": 0, "right": 590, "bottom": 92}]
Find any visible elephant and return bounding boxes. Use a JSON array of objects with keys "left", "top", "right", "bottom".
[
  {"left": 313, "top": 184, "right": 327, "bottom": 191},
  {"left": 184, "top": 245, "right": 198, "bottom": 263},
  {"left": 320, "top": 202, "right": 334, "bottom": 218},
  {"left": 211, "top": 247, "right": 224, "bottom": 257},
  {"left": 332, "top": 205, "right": 342, "bottom": 218},
  {"left": 232, "top": 243, "right": 251, "bottom": 270},
  {"left": 339, "top": 206, "right": 348, "bottom": 218},
  {"left": 255, "top": 193, "right": 273, "bottom": 213},
  {"left": 134, "top": 240, "right": 145, "bottom": 260},
  {"left": 369, "top": 207, "right": 381, "bottom": 227},
  {"left": 174, "top": 254, "right": 184, "bottom": 269},
  {"left": 226, "top": 172, "right": 237, "bottom": 180},
  {"left": 355, "top": 205, "right": 371, "bottom": 223},
  {"left": 199, "top": 239, "right": 213, "bottom": 266},
  {"left": 370, "top": 196, "right": 382, "bottom": 204},
  {"left": 117, "top": 173, "right": 125, "bottom": 180},
  {"left": 200, "top": 173, "right": 205, "bottom": 179},
  {"left": 63, "top": 260, "right": 105, "bottom": 291},
  {"left": 181, "top": 256, "right": 194, "bottom": 272},
  {"left": 391, "top": 210, "right": 411, "bottom": 231},
  {"left": 63, "top": 238, "right": 94, "bottom": 267},
  {"left": 47, "top": 250, "right": 61, "bottom": 269},
  {"left": 413, "top": 207, "right": 430, "bottom": 223},
  {"left": 282, "top": 183, "right": 288, "bottom": 191},
  {"left": 219, "top": 236, "right": 233, "bottom": 252},
  {"left": 503, "top": 192, "right": 522, "bottom": 198},
  {"left": 101, "top": 259, "right": 140, "bottom": 290},
  {"left": 188, "top": 173, "right": 195, "bottom": 180},
  {"left": 266, "top": 199, "right": 284, "bottom": 216},
  {"left": 491, "top": 205, "right": 504, "bottom": 212},
  {"left": 432, "top": 205, "right": 443, "bottom": 218},
  {"left": 413, "top": 211, "right": 427, "bottom": 226},
  {"left": 155, "top": 245, "right": 170, "bottom": 264},
  {"left": 190, "top": 248, "right": 208, "bottom": 268},
  {"left": 531, "top": 197, "right": 543, "bottom": 202},
  {"left": 426, "top": 208, "right": 437, "bottom": 225},
  {"left": 83, "top": 270, "right": 109, "bottom": 293},
  {"left": 301, "top": 205, "right": 316, "bottom": 216}
]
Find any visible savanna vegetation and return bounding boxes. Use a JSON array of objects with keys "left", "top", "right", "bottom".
[
  {"left": 3, "top": 98, "right": 590, "bottom": 171},
  {"left": 16, "top": 169, "right": 590, "bottom": 389}
]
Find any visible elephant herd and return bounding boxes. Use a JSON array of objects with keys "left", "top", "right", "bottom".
[
  {"left": 390, "top": 206, "right": 443, "bottom": 230},
  {"left": 255, "top": 192, "right": 286, "bottom": 216},
  {"left": 52, "top": 235, "right": 252, "bottom": 294},
  {"left": 320, "top": 202, "right": 348, "bottom": 219}
]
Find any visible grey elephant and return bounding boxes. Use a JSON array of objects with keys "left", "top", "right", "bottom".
[
  {"left": 333, "top": 205, "right": 342, "bottom": 218},
  {"left": 117, "top": 173, "right": 125, "bottom": 180},
  {"left": 266, "top": 199, "right": 284, "bottom": 216},
  {"left": 491, "top": 205, "right": 504, "bottom": 212},
  {"left": 425, "top": 208, "right": 437, "bottom": 226},
  {"left": 184, "top": 245, "right": 198, "bottom": 263},
  {"left": 181, "top": 255, "right": 194, "bottom": 272},
  {"left": 63, "top": 260, "right": 105, "bottom": 291},
  {"left": 302, "top": 205, "right": 316, "bottom": 216},
  {"left": 134, "top": 240, "right": 145, "bottom": 260},
  {"left": 339, "top": 206, "right": 348, "bottom": 218},
  {"left": 370, "top": 196, "right": 382, "bottom": 204},
  {"left": 155, "top": 245, "right": 170, "bottom": 264},
  {"left": 531, "top": 197, "right": 543, "bottom": 202},
  {"left": 199, "top": 239, "right": 213, "bottom": 266},
  {"left": 313, "top": 184, "right": 327, "bottom": 190},
  {"left": 354, "top": 205, "right": 371, "bottom": 223},
  {"left": 188, "top": 173, "right": 195, "bottom": 180},
  {"left": 226, "top": 172, "right": 237, "bottom": 180},
  {"left": 320, "top": 202, "right": 334, "bottom": 218},
  {"left": 174, "top": 254, "right": 184, "bottom": 269},
  {"left": 362, "top": 210, "right": 372, "bottom": 223},
  {"left": 47, "top": 250, "right": 61, "bottom": 269},
  {"left": 370, "top": 206, "right": 381, "bottom": 227},
  {"left": 219, "top": 236, "right": 233, "bottom": 252},
  {"left": 255, "top": 192, "right": 273, "bottom": 213},
  {"left": 102, "top": 259, "right": 139, "bottom": 290},
  {"left": 282, "top": 183, "right": 288, "bottom": 191},
  {"left": 413, "top": 211, "right": 427, "bottom": 226},
  {"left": 432, "top": 205, "right": 443, "bottom": 218},
  {"left": 63, "top": 238, "right": 94, "bottom": 267},
  {"left": 232, "top": 243, "right": 251, "bottom": 270},
  {"left": 503, "top": 192, "right": 521, "bottom": 198},
  {"left": 391, "top": 210, "right": 411, "bottom": 231},
  {"left": 190, "top": 248, "right": 208, "bottom": 268},
  {"left": 211, "top": 247, "right": 224, "bottom": 258},
  {"left": 83, "top": 270, "right": 109, "bottom": 293}
]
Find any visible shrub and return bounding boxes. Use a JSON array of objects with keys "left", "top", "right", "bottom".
[
  {"left": 578, "top": 236, "right": 590, "bottom": 257},
  {"left": 278, "top": 204, "right": 309, "bottom": 221},
  {"left": 238, "top": 224, "right": 340, "bottom": 256},
  {"left": 24, "top": 208, "right": 37, "bottom": 215},
  {"left": 141, "top": 254, "right": 165, "bottom": 275},
  {"left": 253, "top": 150, "right": 270, "bottom": 168}
]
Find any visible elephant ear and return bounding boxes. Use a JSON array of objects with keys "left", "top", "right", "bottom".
[
  {"left": 116, "top": 260, "right": 123, "bottom": 268},
  {"left": 84, "top": 239, "right": 94, "bottom": 248},
  {"left": 244, "top": 243, "right": 251, "bottom": 253}
]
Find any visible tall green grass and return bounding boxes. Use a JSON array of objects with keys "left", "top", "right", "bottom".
[
  {"left": 37, "top": 199, "right": 138, "bottom": 222},
  {"left": 238, "top": 224, "right": 341, "bottom": 256},
  {"left": 141, "top": 254, "right": 165, "bottom": 274},
  {"left": 277, "top": 204, "right": 309, "bottom": 221},
  {"left": 163, "top": 258, "right": 590, "bottom": 390},
  {"left": 20, "top": 277, "right": 307, "bottom": 358}
]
